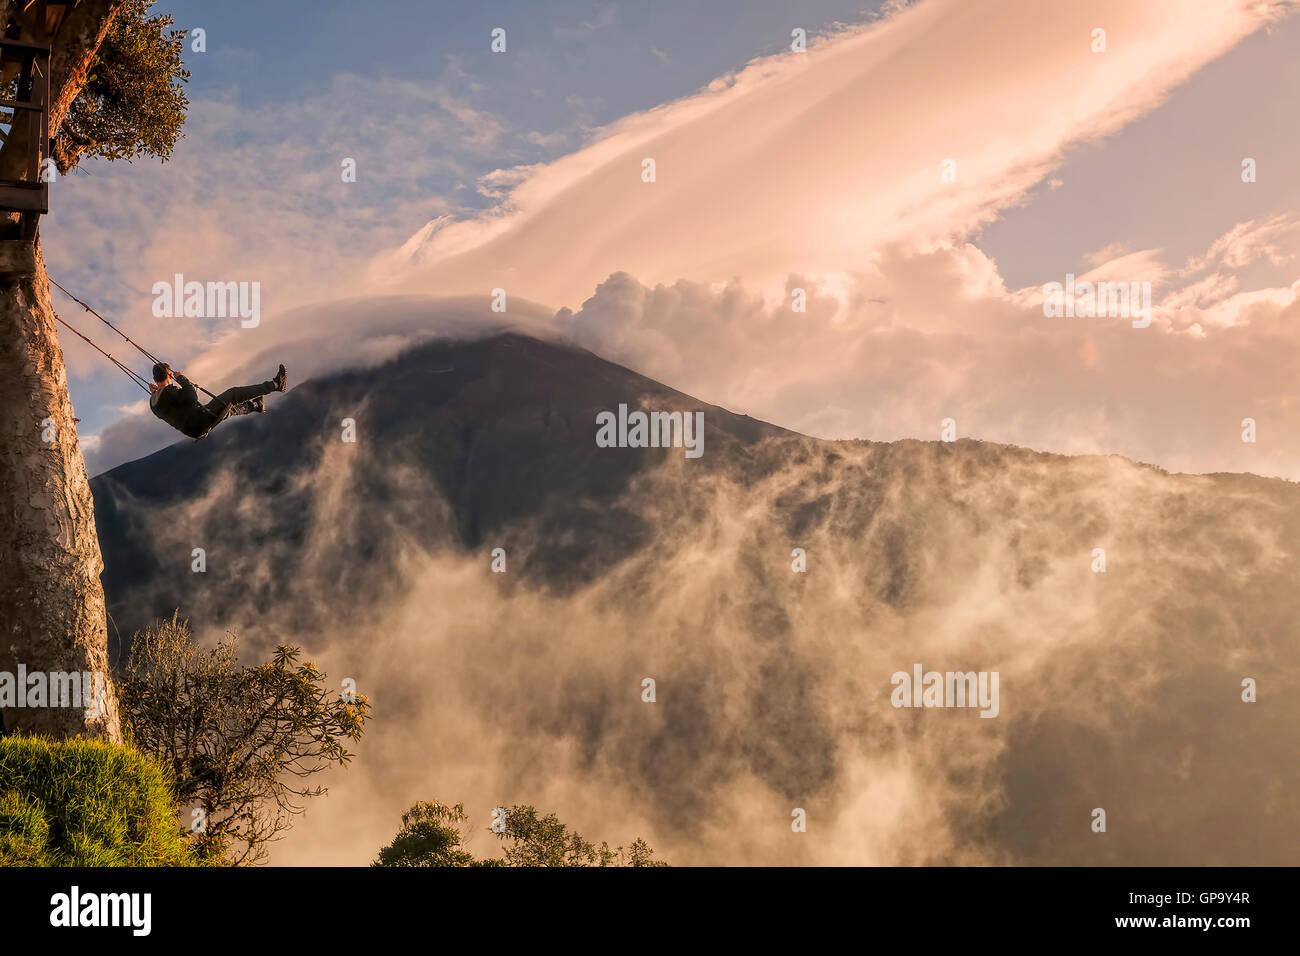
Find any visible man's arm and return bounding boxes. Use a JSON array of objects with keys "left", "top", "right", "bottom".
[{"left": 174, "top": 373, "right": 198, "bottom": 404}]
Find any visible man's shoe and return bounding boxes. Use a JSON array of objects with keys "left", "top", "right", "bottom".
[
  {"left": 252, "top": 396, "right": 266, "bottom": 414},
  {"left": 272, "top": 364, "right": 288, "bottom": 392}
]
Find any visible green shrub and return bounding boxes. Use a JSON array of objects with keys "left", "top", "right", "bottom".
[
  {"left": 374, "top": 800, "right": 668, "bottom": 867},
  {"left": 119, "top": 613, "right": 372, "bottom": 865},
  {"left": 0, "top": 735, "right": 214, "bottom": 867}
]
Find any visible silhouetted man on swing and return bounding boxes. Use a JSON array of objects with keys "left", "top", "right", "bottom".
[{"left": 149, "top": 362, "right": 287, "bottom": 440}]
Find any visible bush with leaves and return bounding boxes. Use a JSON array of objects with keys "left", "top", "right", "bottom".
[
  {"left": 374, "top": 800, "right": 667, "bottom": 867},
  {"left": 372, "top": 801, "right": 477, "bottom": 868},
  {"left": 118, "top": 613, "right": 371, "bottom": 865}
]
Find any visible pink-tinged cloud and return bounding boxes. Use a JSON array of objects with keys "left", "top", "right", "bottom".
[
  {"left": 549, "top": 215, "right": 1300, "bottom": 479},
  {"left": 376, "top": 0, "right": 1294, "bottom": 309}
]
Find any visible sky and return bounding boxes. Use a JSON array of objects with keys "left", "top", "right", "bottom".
[
  {"left": 46, "top": 0, "right": 1300, "bottom": 870},
  {"left": 43, "top": 0, "right": 1300, "bottom": 479}
]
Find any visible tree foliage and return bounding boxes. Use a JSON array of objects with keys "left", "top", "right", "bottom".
[
  {"left": 118, "top": 613, "right": 371, "bottom": 865},
  {"left": 52, "top": 0, "right": 190, "bottom": 172},
  {"left": 372, "top": 801, "right": 478, "bottom": 868},
  {"left": 374, "top": 800, "right": 667, "bottom": 867}
]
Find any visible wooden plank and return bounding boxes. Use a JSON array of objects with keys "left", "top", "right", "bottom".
[
  {"left": 0, "top": 182, "right": 48, "bottom": 214},
  {"left": 0, "top": 39, "right": 52, "bottom": 54}
]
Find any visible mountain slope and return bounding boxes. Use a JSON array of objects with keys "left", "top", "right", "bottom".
[
  {"left": 89, "top": 332, "right": 1300, "bottom": 866},
  {"left": 94, "top": 333, "right": 790, "bottom": 636}
]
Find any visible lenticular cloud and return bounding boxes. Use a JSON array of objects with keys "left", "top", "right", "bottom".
[{"left": 377, "top": 0, "right": 1290, "bottom": 310}]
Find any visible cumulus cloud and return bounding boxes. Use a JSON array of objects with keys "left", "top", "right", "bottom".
[{"left": 548, "top": 220, "right": 1300, "bottom": 479}]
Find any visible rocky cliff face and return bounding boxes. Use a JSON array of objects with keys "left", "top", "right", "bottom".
[{"left": 90, "top": 332, "right": 1300, "bottom": 865}]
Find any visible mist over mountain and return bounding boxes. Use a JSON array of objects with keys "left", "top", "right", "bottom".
[{"left": 90, "top": 332, "right": 1300, "bottom": 866}]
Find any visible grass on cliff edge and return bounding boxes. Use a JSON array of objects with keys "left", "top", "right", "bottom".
[{"left": 0, "top": 735, "right": 213, "bottom": 866}]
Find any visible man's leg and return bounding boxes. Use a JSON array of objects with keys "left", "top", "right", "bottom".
[
  {"left": 201, "top": 380, "right": 276, "bottom": 418},
  {"left": 225, "top": 398, "right": 262, "bottom": 417}
]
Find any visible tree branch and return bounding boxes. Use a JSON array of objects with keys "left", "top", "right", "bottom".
[{"left": 48, "top": 0, "right": 130, "bottom": 139}]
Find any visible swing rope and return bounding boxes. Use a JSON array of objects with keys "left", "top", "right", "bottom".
[
  {"left": 50, "top": 310, "right": 152, "bottom": 393},
  {"left": 47, "top": 276, "right": 217, "bottom": 399}
]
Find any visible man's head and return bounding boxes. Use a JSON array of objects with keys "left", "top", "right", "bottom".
[{"left": 152, "top": 363, "right": 172, "bottom": 386}]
